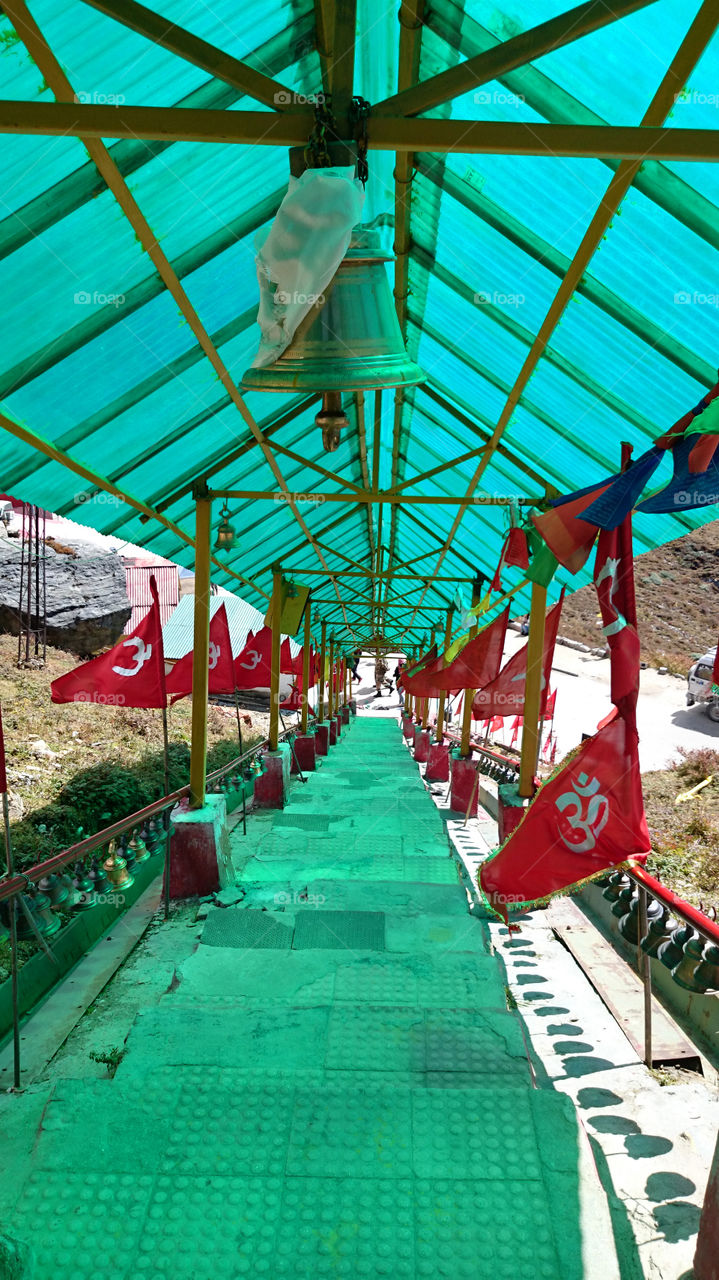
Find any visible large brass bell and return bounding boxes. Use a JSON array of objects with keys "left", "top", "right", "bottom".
[
  {"left": 618, "top": 891, "right": 662, "bottom": 945},
  {"left": 242, "top": 225, "right": 425, "bottom": 451},
  {"left": 103, "top": 840, "right": 133, "bottom": 892},
  {"left": 693, "top": 942, "right": 719, "bottom": 992},
  {"left": 611, "top": 885, "right": 634, "bottom": 919},
  {"left": 671, "top": 930, "right": 711, "bottom": 992}
]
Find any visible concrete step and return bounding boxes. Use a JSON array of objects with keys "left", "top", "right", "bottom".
[
  {"left": 172, "top": 946, "right": 508, "bottom": 1007},
  {"left": 8, "top": 1073, "right": 604, "bottom": 1280},
  {"left": 115, "top": 1001, "right": 533, "bottom": 1082}
]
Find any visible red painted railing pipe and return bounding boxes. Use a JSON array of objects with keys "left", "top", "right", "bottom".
[
  {"left": 628, "top": 864, "right": 719, "bottom": 947},
  {"left": 0, "top": 729, "right": 292, "bottom": 905}
]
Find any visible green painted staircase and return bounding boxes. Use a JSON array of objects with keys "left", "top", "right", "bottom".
[{"left": 2, "top": 716, "right": 605, "bottom": 1279}]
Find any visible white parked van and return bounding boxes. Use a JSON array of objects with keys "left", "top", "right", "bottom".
[{"left": 686, "top": 648, "right": 719, "bottom": 722}]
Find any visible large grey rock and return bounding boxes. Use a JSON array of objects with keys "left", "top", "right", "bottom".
[{"left": 0, "top": 537, "right": 131, "bottom": 655}]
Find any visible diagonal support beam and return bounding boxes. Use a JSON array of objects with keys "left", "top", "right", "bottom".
[
  {"left": 77, "top": 0, "right": 300, "bottom": 109},
  {"left": 374, "top": 0, "right": 660, "bottom": 117}
]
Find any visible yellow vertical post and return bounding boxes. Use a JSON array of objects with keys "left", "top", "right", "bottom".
[
  {"left": 422, "top": 628, "right": 436, "bottom": 729},
  {"left": 343, "top": 656, "right": 348, "bottom": 706},
  {"left": 318, "top": 620, "right": 327, "bottom": 723},
  {"left": 459, "top": 575, "right": 483, "bottom": 758},
  {"left": 328, "top": 634, "right": 335, "bottom": 719},
  {"left": 269, "top": 564, "right": 282, "bottom": 752},
  {"left": 435, "top": 609, "right": 454, "bottom": 744},
  {"left": 519, "top": 581, "right": 548, "bottom": 798},
  {"left": 189, "top": 490, "right": 211, "bottom": 808},
  {"left": 301, "top": 605, "right": 311, "bottom": 735}
]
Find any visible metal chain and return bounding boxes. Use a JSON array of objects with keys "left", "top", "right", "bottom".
[{"left": 304, "top": 95, "right": 338, "bottom": 169}]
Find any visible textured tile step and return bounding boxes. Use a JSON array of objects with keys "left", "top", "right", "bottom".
[
  {"left": 117, "top": 1004, "right": 531, "bottom": 1081},
  {"left": 237, "top": 879, "right": 472, "bottom": 918},
  {"left": 234, "top": 855, "right": 460, "bottom": 885},
  {"left": 173, "top": 948, "right": 506, "bottom": 1006},
  {"left": 12, "top": 1083, "right": 581, "bottom": 1279}
]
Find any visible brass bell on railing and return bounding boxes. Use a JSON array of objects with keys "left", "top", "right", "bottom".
[
  {"left": 88, "top": 856, "right": 110, "bottom": 897},
  {"left": 693, "top": 942, "right": 719, "bottom": 992},
  {"left": 611, "top": 885, "right": 634, "bottom": 919},
  {"left": 602, "top": 872, "right": 629, "bottom": 904},
  {"left": 32, "top": 884, "right": 61, "bottom": 937},
  {"left": 103, "top": 840, "right": 133, "bottom": 892},
  {"left": 618, "top": 891, "right": 663, "bottom": 945},
  {"left": 72, "top": 862, "right": 95, "bottom": 912},
  {"left": 658, "top": 923, "right": 695, "bottom": 971},
  {"left": 38, "top": 873, "right": 68, "bottom": 908},
  {"left": 128, "top": 828, "right": 150, "bottom": 865},
  {"left": 670, "top": 930, "right": 711, "bottom": 992},
  {"left": 640, "top": 908, "right": 673, "bottom": 957}
]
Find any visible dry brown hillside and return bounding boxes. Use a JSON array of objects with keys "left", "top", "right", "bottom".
[{"left": 560, "top": 521, "right": 719, "bottom": 673}]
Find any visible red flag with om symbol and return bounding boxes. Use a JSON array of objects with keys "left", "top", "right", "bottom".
[
  {"left": 165, "top": 602, "right": 236, "bottom": 700},
  {"left": 479, "top": 712, "right": 650, "bottom": 923},
  {"left": 51, "top": 575, "right": 167, "bottom": 708},
  {"left": 234, "top": 627, "right": 274, "bottom": 689}
]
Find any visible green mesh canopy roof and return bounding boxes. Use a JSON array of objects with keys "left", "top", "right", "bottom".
[{"left": 1, "top": 0, "right": 719, "bottom": 648}]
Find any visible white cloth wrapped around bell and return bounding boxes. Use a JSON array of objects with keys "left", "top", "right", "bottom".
[{"left": 251, "top": 166, "right": 365, "bottom": 368}]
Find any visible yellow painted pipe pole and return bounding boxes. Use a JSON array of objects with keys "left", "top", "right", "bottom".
[
  {"left": 328, "top": 634, "right": 335, "bottom": 720},
  {"left": 269, "top": 564, "right": 282, "bottom": 752},
  {"left": 318, "top": 620, "right": 327, "bottom": 723},
  {"left": 422, "top": 628, "right": 436, "bottom": 730},
  {"left": 189, "top": 493, "right": 212, "bottom": 808},
  {"left": 300, "top": 606, "right": 311, "bottom": 734},
  {"left": 518, "top": 581, "right": 548, "bottom": 798},
  {"left": 435, "top": 609, "right": 454, "bottom": 743},
  {"left": 459, "top": 620, "right": 479, "bottom": 757}
]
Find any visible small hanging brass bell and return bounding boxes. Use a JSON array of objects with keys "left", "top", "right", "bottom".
[
  {"left": 33, "top": 885, "right": 62, "bottom": 936},
  {"left": 128, "top": 828, "right": 150, "bottom": 865},
  {"left": 602, "top": 872, "right": 628, "bottom": 904},
  {"left": 103, "top": 840, "right": 134, "bottom": 892},
  {"left": 640, "top": 908, "right": 673, "bottom": 957},
  {"left": 670, "top": 930, "right": 710, "bottom": 992},
  {"left": 658, "top": 923, "right": 694, "bottom": 971},
  {"left": 72, "top": 862, "right": 95, "bottom": 911},
  {"left": 693, "top": 942, "right": 719, "bottom": 992}
]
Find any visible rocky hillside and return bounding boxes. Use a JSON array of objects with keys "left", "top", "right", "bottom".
[
  {"left": 560, "top": 521, "right": 719, "bottom": 674},
  {"left": 0, "top": 531, "right": 130, "bottom": 655}
]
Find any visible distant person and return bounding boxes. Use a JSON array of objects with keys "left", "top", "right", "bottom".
[
  {"left": 350, "top": 649, "right": 362, "bottom": 683},
  {"left": 394, "top": 660, "right": 405, "bottom": 706},
  {"left": 520, "top": 615, "right": 529, "bottom": 636},
  {"left": 374, "top": 655, "right": 389, "bottom": 697}
]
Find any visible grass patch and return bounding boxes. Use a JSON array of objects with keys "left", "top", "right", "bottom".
[{"left": 643, "top": 747, "right": 719, "bottom": 909}]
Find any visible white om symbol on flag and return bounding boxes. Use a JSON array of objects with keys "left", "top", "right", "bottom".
[
  {"left": 112, "top": 637, "right": 153, "bottom": 678},
  {"left": 208, "top": 641, "right": 220, "bottom": 671},
  {"left": 555, "top": 772, "right": 610, "bottom": 854}
]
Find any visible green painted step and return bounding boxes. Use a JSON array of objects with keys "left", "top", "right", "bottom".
[
  {"left": 117, "top": 1003, "right": 532, "bottom": 1081},
  {"left": 172, "top": 948, "right": 506, "bottom": 1006}
]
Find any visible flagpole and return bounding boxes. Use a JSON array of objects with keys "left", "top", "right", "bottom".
[
  {"left": 189, "top": 488, "right": 212, "bottom": 808},
  {"left": 301, "top": 607, "right": 311, "bottom": 735},
  {"left": 318, "top": 620, "right": 327, "bottom": 724},
  {"left": 518, "top": 581, "right": 548, "bottom": 798},
  {"left": 233, "top": 690, "right": 247, "bottom": 836},
  {"left": 1, "top": 787, "right": 21, "bottom": 1088},
  {"left": 435, "top": 609, "right": 453, "bottom": 744},
  {"left": 161, "top": 703, "right": 171, "bottom": 920},
  {"left": 269, "top": 564, "right": 282, "bottom": 753},
  {"left": 459, "top": 573, "right": 484, "bottom": 758}
]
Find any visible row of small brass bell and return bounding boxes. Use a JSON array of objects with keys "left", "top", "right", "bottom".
[{"left": 617, "top": 891, "right": 663, "bottom": 945}]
